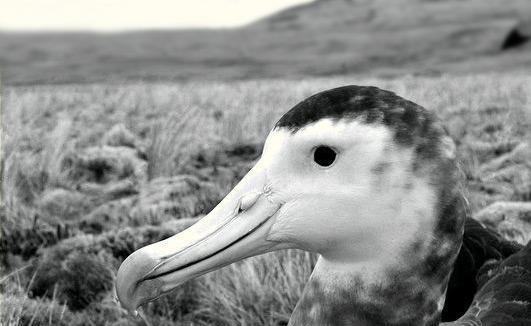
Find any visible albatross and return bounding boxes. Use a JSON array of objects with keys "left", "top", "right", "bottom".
[{"left": 116, "top": 85, "right": 531, "bottom": 325}]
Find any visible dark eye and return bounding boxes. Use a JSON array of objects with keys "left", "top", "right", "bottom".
[{"left": 313, "top": 146, "right": 337, "bottom": 167}]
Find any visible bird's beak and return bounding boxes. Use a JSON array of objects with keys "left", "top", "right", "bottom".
[{"left": 115, "top": 163, "right": 284, "bottom": 313}]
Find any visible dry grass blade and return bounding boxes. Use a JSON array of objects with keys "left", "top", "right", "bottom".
[
  {"left": 1, "top": 115, "right": 74, "bottom": 229},
  {"left": 146, "top": 105, "right": 203, "bottom": 179}
]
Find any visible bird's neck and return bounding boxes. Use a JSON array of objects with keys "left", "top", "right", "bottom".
[
  {"left": 288, "top": 171, "right": 467, "bottom": 326},
  {"left": 289, "top": 199, "right": 465, "bottom": 326},
  {"left": 289, "top": 257, "right": 447, "bottom": 326}
]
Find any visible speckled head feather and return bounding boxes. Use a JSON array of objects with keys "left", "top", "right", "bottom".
[{"left": 276, "top": 85, "right": 442, "bottom": 162}]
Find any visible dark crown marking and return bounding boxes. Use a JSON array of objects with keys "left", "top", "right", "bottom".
[{"left": 276, "top": 85, "right": 445, "bottom": 162}]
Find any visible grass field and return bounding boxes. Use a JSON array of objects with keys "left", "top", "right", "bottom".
[{"left": 1, "top": 74, "right": 530, "bottom": 325}]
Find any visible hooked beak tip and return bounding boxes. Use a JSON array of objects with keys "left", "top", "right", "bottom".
[{"left": 116, "top": 249, "right": 161, "bottom": 313}]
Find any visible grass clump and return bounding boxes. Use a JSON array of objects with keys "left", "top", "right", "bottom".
[
  {"left": 192, "top": 250, "right": 317, "bottom": 326},
  {"left": 0, "top": 294, "right": 73, "bottom": 326},
  {"left": 0, "top": 267, "right": 75, "bottom": 326},
  {"left": 30, "top": 249, "right": 114, "bottom": 310},
  {"left": 2, "top": 116, "right": 75, "bottom": 230}
]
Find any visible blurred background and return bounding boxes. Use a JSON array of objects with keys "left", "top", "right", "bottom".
[
  {"left": 1, "top": 1, "right": 530, "bottom": 326},
  {"left": 1, "top": 0, "right": 531, "bottom": 84}
]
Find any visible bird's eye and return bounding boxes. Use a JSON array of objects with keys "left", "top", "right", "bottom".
[{"left": 313, "top": 146, "right": 337, "bottom": 167}]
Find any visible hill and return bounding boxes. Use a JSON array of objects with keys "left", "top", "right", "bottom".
[{"left": 1, "top": 0, "right": 531, "bottom": 85}]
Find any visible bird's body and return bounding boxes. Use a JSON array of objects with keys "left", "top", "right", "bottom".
[
  {"left": 116, "top": 86, "right": 531, "bottom": 325},
  {"left": 442, "top": 218, "right": 522, "bottom": 321}
]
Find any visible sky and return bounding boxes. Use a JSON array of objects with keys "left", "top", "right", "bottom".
[{"left": 0, "top": 0, "right": 313, "bottom": 32}]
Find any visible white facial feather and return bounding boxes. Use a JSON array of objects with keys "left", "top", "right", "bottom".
[{"left": 259, "top": 118, "right": 437, "bottom": 271}]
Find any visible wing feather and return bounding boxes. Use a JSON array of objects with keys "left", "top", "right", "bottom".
[{"left": 442, "top": 220, "right": 531, "bottom": 326}]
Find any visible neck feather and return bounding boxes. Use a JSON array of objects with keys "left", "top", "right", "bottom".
[
  {"left": 289, "top": 193, "right": 466, "bottom": 326},
  {"left": 289, "top": 258, "right": 446, "bottom": 326}
]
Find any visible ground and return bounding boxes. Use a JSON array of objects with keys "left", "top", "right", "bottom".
[{"left": 1, "top": 74, "right": 530, "bottom": 325}]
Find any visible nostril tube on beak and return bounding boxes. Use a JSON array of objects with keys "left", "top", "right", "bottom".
[{"left": 239, "top": 192, "right": 262, "bottom": 212}]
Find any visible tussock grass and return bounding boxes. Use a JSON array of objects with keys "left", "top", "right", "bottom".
[
  {"left": 146, "top": 106, "right": 203, "bottom": 179},
  {"left": 2, "top": 116, "right": 74, "bottom": 229},
  {"left": 0, "top": 267, "right": 71, "bottom": 326},
  {"left": 1, "top": 74, "right": 530, "bottom": 325},
  {"left": 194, "top": 250, "right": 317, "bottom": 326}
]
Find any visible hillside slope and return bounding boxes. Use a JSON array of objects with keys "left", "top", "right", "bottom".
[{"left": 1, "top": 0, "right": 530, "bottom": 84}]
